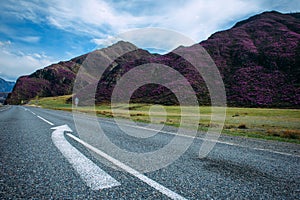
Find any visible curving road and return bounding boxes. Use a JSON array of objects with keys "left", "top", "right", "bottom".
[{"left": 0, "top": 105, "right": 299, "bottom": 199}]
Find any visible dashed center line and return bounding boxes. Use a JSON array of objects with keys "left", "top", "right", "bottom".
[
  {"left": 30, "top": 111, "right": 37, "bottom": 115},
  {"left": 37, "top": 115, "right": 54, "bottom": 126},
  {"left": 22, "top": 107, "right": 53, "bottom": 125}
]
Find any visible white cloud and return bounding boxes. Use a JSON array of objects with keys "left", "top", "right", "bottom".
[
  {"left": 85, "top": 0, "right": 261, "bottom": 51},
  {"left": 3, "top": 0, "right": 300, "bottom": 46},
  {"left": 152, "top": 0, "right": 262, "bottom": 40},
  {"left": 91, "top": 28, "right": 196, "bottom": 53},
  {"left": 0, "top": 45, "right": 55, "bottom": 80},
  {"left": 45, "top": 0, "right": 146, "bottom": 36},
  {"left": 91, "top": 36, "right": 117, "bottom": 47},
  {"left": 0, "top": 40, "right": 11, "bottom": 47},
  {"left": 18, "top": 36, "right": 41, "bottom": 43},
  {"left": 120, "top": 28, "right": 196, "bottom": 51},
  {"left": 2, "top": 0, "right": 47, "bottom": 24},
  {"left": 2, "top": 0, "right": 300, "bottom": 42},
  {"left": 79, "top": 0, "right": 299, "bottom": 50}
]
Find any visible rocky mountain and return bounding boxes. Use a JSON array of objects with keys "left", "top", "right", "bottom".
[
  {"left": 6, "top": 11, "right": 300, "bottom": 108},
  {"left": 0, "top": 77, "right": 14, "bottom": 93},
  {"left": 5, "top": 55, "right": 85, "bottom": 104},
  {"left": 0, "top": 78, "right": 15, "bottom": 104}
]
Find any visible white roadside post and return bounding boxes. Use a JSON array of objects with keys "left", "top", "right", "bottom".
[{"left": 75, "top": 97, "right": 79, "bottom": 108}]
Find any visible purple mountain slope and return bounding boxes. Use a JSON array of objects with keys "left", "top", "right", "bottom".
[
  {"left": 199, "top": 11, "right": 300, "bottom": 107},
  {"left": 6, "top": 11, "right": 300, "bottom": 108}
]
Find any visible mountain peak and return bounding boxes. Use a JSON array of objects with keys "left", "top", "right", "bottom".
[
  {"left": 98, "top": 41, "right": 138, "bottom": 52},
  {"left": 232, "top": 11, "right": 298, "bottom": 28},
  {"left": 112, "top": 40, "right": 137, "bottom": 48}
]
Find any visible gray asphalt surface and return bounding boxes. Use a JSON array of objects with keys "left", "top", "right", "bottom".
[{"left": 0, "top": 105, "right": 299, "bottom": 199}]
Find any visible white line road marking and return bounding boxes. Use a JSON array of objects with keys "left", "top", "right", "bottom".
[
  {"left": 22, "top": 107, "right": 36, "bottom": 115},
  {"left": 0, "top": 105, "right": 11, "bottom": 112},
  {"left": 37, "top": 115, "right": 54, "bottom": 126},
  {"left": 200, "top": 139, "right": 300, "bottom": 158},
  {"left": 252, "top": 147, "right": 299, "bottom": 157},
  {"left": 66, "top": 133, "right": 187, "bottom": 200},
  {"left": 100, "top": 119, "right": 300, "bottom": 158},
  {"left": 51, "top": 125, "right": 120, "bottom": 190}
]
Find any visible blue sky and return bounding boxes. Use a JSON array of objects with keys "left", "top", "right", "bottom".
[{"left": 0, "top": 0, "right": 299, "bottom": 81}]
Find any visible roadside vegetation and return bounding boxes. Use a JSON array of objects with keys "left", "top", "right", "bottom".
[{"left": 28, "top": 95, "right": 300, "bottom": 143}]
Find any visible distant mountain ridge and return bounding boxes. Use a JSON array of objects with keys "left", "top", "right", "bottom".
[
  {"left": 0, "top": 78, "right": 14, "bottom": 93},
  {"left": 6, "top": 11, "right": 300, "bottom": 108},
  {"left": 0, "top": 77, "right": 15, "bottom": 104}
]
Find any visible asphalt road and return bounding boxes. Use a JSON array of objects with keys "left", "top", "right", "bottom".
[{"left": 0, "top": 105, "right": 299, "bottom": 199}]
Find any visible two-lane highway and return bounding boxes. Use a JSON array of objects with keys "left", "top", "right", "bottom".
[{"left": 1, "top": 105, "right": 299, "bottom": 199}]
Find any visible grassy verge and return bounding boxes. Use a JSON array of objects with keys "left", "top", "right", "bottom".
[{"left": 28, "top": 95, "right": 300, "bottom": 144}]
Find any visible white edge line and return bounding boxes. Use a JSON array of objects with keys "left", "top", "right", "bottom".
[
  {"left": 100, "top": 119, "right": 300, "bottom": 158},
  {"left": 37, "top": 115, "right": 54, "bottom": 126},
  {"left": 252, "top": 147, "right": 298, "bottom": 157},
  {"left": 66, "top": 133, "right": 187, "bottom": 200}
]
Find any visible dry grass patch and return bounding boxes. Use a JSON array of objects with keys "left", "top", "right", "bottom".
[{"left": 29, "top": 95, "right": 300, "bottom": 143}]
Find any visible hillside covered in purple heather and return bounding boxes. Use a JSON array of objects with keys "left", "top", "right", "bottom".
[
  {"left": 6, "top": 11, "right": 300, "bottom": 108},
  {"left": 200, "top": 11, "right": 300, "bottom": 107}
]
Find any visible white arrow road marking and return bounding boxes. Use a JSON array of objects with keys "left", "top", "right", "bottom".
[
  {"left": 66, "top": 133, "right": 187, "bottom": 200},
  {"left": 51, "top": 125, "right": 120, "bottom": 190}
]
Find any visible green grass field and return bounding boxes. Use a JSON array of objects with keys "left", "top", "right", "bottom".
[{"left": 28, "top": 95, "right": 300, "bottom": 143}]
